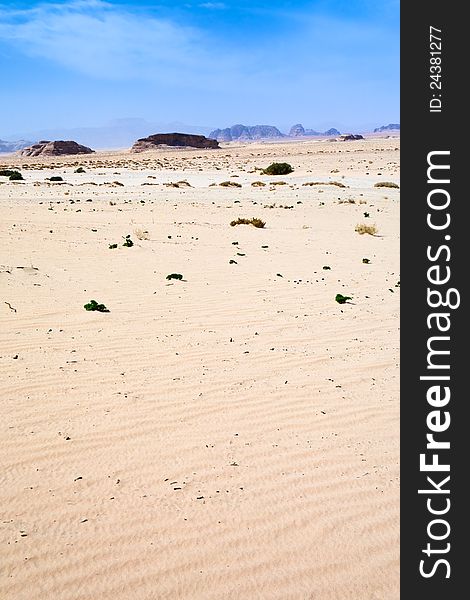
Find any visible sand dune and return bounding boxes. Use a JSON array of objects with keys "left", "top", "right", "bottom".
[{"left": 1, "top": 137, "right": 399, "bottom": 599}]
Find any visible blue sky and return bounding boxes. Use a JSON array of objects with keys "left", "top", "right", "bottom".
[{"left": 0, "top": 0, "right": 399, "bottom": 137}]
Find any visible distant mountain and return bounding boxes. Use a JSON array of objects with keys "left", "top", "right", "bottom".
[
  {"left": 289, "top": 124, "right": 306, "bottom": 136},
  {"left": 8, "top": 119, "right": 215, "bottom": 150},
  {"left": 373, "top": 123, "right": 400, "bottom": 133},
  {"left": 289, "top": 124, "right": 341, "bottom": 137},
  {"left": 209, "top": 124, "right": 285, "bottom": 142},
  {"left": 323, "top": 128, "right": 342, "bottom": 136},
  {"left": 0, "top": 139, "right": 33, "bottom": 153}
]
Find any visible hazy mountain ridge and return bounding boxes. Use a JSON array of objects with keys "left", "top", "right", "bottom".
[
  {"left": 289, "top": 124, "right": 341, "bottom": 137},
  {"left": 209, "top": 124, "right": 285, "bottom": 142},
  {"left": 4, "top": 119, "right": 215, "bottom": 150},
  {"left": 1, "top": 119, "right": 399, "bottom": 152},
  {"left": 0, "top": 139, "right": 33, "bottom": 153},
  {"left": 373, "top": 123, "right": 400, "bottom": 132}
]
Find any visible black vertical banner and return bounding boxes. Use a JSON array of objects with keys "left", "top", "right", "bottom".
[{"left": 401, "top": 3, "right": 467, "bottom": 597}]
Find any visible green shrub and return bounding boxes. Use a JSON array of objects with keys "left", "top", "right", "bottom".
[
  {"left": 262, "top": 163, "right": 293, "bottom": 175},
  {"left": 1, "top": 169, "right": 23, "bottom": 180},
  {"left": 84, "top": 300, "right": 109, "bottom": 312},
  {"left": 335, "top": 294, "right": 352, "bottom": 304}
]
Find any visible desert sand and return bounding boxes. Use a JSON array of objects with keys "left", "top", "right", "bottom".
[{"left": 0, "top": 137, "right": 400, "bottom": 599}]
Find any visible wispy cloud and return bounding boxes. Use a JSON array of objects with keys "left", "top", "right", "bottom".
[
  {"left": 0, "top": 0, "right": 398, "bottom": 125},
  {"left": 0, "top": 0, "right": 228, "bottom": 83},
  {"left": 199, "top": 2, "right": 226, "bottom": 8}
]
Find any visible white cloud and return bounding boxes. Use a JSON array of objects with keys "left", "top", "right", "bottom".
[
  {"left": 199, "top": 2, "right": 226, "bottom": 8},
  {"left": 0, "top": 0, "right": 226, "bottom": 82},
  {"left": 0, "top": 0, "right": 398, "bottom": 102}
]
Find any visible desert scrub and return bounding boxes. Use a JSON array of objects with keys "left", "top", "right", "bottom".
[
  {"left": 230, "top": 217, "right": 266, "bottom": 228},
  {"left": 84, "top": 300, "right": 109, "bottom": 312},
  {"left": 219, "top": 181, "right": 242, "bottom": 188},
  {"left": 1, "top": 169, "right": 23, "bottom": 180},
  {"left": 47, "top": 176, "right": 64, "bottom": 182},
  {"left": 262, "top": 163, "right": 293, "bottom": 175},
  {"left": 166, "top": 273, "right": 183, "bottom": 280},
  {"left": 355, "top": 223, "right": 378, "bottom": 235},
  {"left": 74, "top": 167, "right": 86, "bottom": 173},
  {"left": 251, "top": 181, "right": 266, "bottom": 187},
  {"left": 303, "top": 181, "right": 346, "bottom": 188},
  {"left": 335, "top": 294, "right": 352, "bottom": 304},
  {"left": 374, "top": 181, "right": 399, "bottom": 188},
  {"left": 122, "top": 235, "right": 134, "bottom": 247},
  {"left": 134, "top": 228, "right": 150, "bottom": 240}
]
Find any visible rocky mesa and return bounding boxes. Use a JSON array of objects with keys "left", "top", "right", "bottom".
[
  {"left": 19, "top": 140, "right": 95, "bottom": 157},
  {"left": 131, "top": 133, "right": 219, "bottom": 152},
  {"left": 209, "top": 124, "right": 284, "bottom": 142},
  {"left": 289, "top": 124, "right": 341, "bottom": 137}
]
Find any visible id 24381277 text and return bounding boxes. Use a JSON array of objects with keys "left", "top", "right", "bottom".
[{"left": 429, "top": 26, "right": 442, "bottom": 113}]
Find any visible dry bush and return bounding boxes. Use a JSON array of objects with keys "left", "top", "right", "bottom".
[
  {"left": 355, "top": 223, "right": 378, "bottom": 235},
  {"left": 303, "top": 181, "right": 346, "bottom": 188},
  {"left": 230, "top": 217, "right": 266, "bottom": 228},
  {"left": 164, "top": 180, "right": 192, "bottom": 188},
  {"left": 251, "top": 181, "right": 266, "bottom": 187},
  {"left": 374, "top": 181, "right": 399, "bottom": 188},
  {"left": 134, "top": 228, "right": 150, "bottom": 240},
  {"left": 220, "top": 181, "right": 242, "bottom": 188}
]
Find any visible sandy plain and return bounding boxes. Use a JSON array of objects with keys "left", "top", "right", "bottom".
[{"left": 0, "top": 137, "right": 400, "bottom": 599}]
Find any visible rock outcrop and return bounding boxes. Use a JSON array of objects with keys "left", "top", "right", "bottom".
[
  {"left": 338, "top": 134, "right": 364, "bottom": 141},
  {"left": 323, "top": 128, "right": 341, "bottom": 136},
  {"left": 209, "top": 124, "right": 284, "bottom": 142},
  {"left": 19, "top": 140, "right": 94, "bottom": 157},
  {"left": 0, "top": 139, "right": 33, "bottom": 153},
  {"left": 288, "top": 124, "right": 341, "bottom": 137},
  {"left": 289, "top": 124, "right": 306, "bottom": 136},
  {"left": 131, "top": 133, "right": 219, "bottom": 152},
  {"left": 373, "top": 123, "right": 400, "bottom": 133}
]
